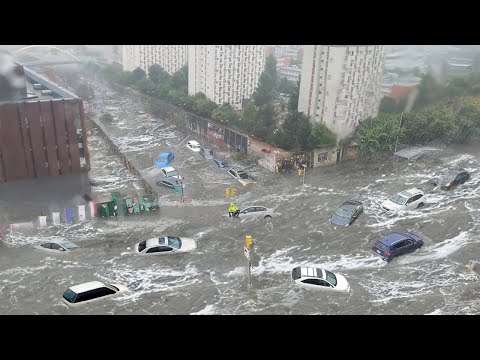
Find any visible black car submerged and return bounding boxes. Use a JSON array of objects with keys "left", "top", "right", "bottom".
[{"left": 432, "top": 169, "right": 470, "bottom": 190}]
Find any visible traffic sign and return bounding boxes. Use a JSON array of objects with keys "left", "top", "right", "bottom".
[{"left": 244, "top": 246, "right": 250, "bottom": 260}]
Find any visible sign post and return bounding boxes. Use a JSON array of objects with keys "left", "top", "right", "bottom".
[
  {"left": 302, "top": 164, "right": 306, "bottom": 186},
  {"left": 245, "top": 235, "right": 253, "bottom": 288}
]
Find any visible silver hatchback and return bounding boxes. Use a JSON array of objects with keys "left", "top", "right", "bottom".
[{"left": 237, "top": 206, "right": 276, "bottom": 219}]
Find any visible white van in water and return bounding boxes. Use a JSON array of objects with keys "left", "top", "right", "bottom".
[{"left": 62, "top": 281, "right": 128, "bottom": 307}]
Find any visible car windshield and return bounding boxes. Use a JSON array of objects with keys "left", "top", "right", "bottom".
[
  {"left": 325, "top": 270, "right": 337, "bottom": 286},
  {"left": 389, "top": 194, "right": 408, "bottom": 205},
  {"left": 238, "top": 172, "right": 249, "bottom": 179},
  {"left": 138, "top": 240, "right": 147, "bottom": 252},
  {"left": 222, "top": 161, "right": 230, "bottom": 167},
  {"left": 63, "top": 289, "right": 76, "bottom": 303},
  {"left": 335, "top": 205, "right": 355, "bottom": 218},
  {"left": 61, "top": 242, "right": 79, "bottom": 250},
  {"left": 167, "top": 236, "right": 182, "bottom": 249}
]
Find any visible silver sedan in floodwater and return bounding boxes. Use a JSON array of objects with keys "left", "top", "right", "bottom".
[
  {"left": 134, "top": 236, "right": 197, "bottom": 255},
  {"left": 34, "top": 240, "right": 80, "bottom": 253}
]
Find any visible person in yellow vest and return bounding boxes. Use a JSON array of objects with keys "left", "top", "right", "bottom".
[{"left": 228, "top": 203, "right": 240, "bottom": 218}]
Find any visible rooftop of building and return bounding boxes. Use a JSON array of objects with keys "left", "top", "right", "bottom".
[
  {"left": 387, "top": 84, "right": 417, "bottom": 99},
  {"left": 0, "top": 63, "right": 77, "bottom": 104}
]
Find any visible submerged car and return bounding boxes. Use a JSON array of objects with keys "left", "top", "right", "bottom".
[
  {"left": 228, "top": 168, "right": 255, "bottom": 186},
  {"left": 135, "top": 236, "right": 197, "bottom": 254},
  {"left": 371, "top": 231, "right": 424, "bottom": 262},
  {"left": 62, "top": 281, "right": 128, "bottom": 307},
  {"left": 237, "top": 206, "right": 276, "bottom": 219},
  {"left": 186, "top": 140, "right": 201, "bottom": 152},
  {"left": 154, "top": 152, "right": 174, "bottom": 168},
  {"left": 213, "top": 159, "right": 230, "bottom": 169},
  {"left": 156, "top": 177, "right": 181, "bottom": 189},
  {"left": 200, "top": 147, "right": 215, "bottom": 160},
  {"left": 160, "top": 166, "right": 183, "bottom": 180},
  {"left": 330, "top": 200, "right": 363, "bottom": 227},
  {"left": 381, "top": 188, "right": 425, "bottom": 212},
  {"left": 432, "top": 169, "right": 470, "bottom": 190},
  {"left": 34, "top": 240, "right": 79, "bottom": 253},
  {"left": 292, "top": 267, "right": 350, "bottom": 293}
]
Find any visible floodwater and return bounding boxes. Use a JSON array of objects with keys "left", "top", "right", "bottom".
[{"left": 1, "top": 79, "right": 479, "bottom": 315}]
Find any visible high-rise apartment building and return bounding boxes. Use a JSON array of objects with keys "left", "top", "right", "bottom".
[
  {"left": 122, "top": 45, "right": 187, "bottom": 75},
  {"left": 298, "top": 45, "right": 384, "bottom": 140},
  {"left": 188, "top": 45, "right": 265, "bottom": 110}
]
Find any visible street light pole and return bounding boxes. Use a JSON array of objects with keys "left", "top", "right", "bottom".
[{"left": 393, "top": 112, "right": 404, "bottom": 160}]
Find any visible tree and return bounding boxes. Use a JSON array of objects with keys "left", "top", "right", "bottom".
[
  {"left": 132, "top": 67, "right": 147, "bottom": 82},
  {"left": 308, "top": 123, "right": 336, "bottom": 149},
  {"left": 451, "top": 96, "right": 480, "bottom": 141},
  {"left": 212, "top": 103, "right": 240, "bottom": 125},
  {"left": 135, "top": 78, "right": 156, "bottom": 93},
  {"left": 148, "top": 64, "right": 170, "bottom": 84},
  {"left": 354, "top": 114, "right": 404, "bottom": 159},
  {"left": 251, "top": 55, "right": 278, "bottom": 107},
  {"left": 277, "top": 77, "right": 297, "bottom": 96},
  {"left": 402, "top": 104, "right": 456, "bottom": 145},
  {"left": 288, "top": 79, "right": 300, "bottom": 112},
  {"left": 169, "top": 65, "right": 188, "bottom": 93},
  {"left": 379, "top": 96, "right": 406, "bottom": 114},
  {"left": 192, "top": 94, "right": 217, "bottom": 118},
  {"left": 413, "top": 73, "right": 444, "bottom": 110}
]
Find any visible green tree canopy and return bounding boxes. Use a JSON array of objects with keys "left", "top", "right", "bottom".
[
  {"left": 402, "top": 104, "right": 456, "bottom": 145},
  {"left": 212, "top": 103, "right": 240, "bottom": 125},
  {"left": 169, "top": 65, "right": 188, "bottom": 93},
  {"left": 355, "top": 114, "right": 403, "bottom": 159},
  {"left": 308, "top": 123, "right": 337, "bottom": 149},
  {"left": 148, "top": 64, "right": 170, "bottom": 84},
  {"left": 132, "top": 67, "right": 147, "bottom": 82}
]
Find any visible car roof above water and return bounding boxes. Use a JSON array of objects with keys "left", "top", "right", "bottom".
[
  {"left": 69, "top": 281, "right": 106, "bottom": 294},
  {"left": 378, "top": 232, "right": 411, "bottom": 245},
  {"left": 294, "top": 267, "right": 325, "bottom": 279},
  {"left": 399, "top": 188, "right": 423, "bottom": 197}
]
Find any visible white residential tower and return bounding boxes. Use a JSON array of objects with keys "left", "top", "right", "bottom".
[
  {"left": 298, "top": 45, "right": 384, "bottom": 140},
  {"left": 188, "top": 45, "right": 266, "bottom": 110},
  {"left": 122, "top": 45, "right": 187, "bottom": 75}
]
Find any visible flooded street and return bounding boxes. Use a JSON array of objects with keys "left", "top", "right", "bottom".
[{"left": 1, "top": 80, "right": 479, "bottom": 315}]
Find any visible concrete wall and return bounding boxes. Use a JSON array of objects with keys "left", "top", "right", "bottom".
[{"left": 312, "top": 146, "right": 338, "bottom": 167}]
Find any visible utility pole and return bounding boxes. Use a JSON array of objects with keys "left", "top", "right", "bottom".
[
  {"left": 302, "top": 164, "right": 307, "bottom": 186},
  {"left": 244, "top": 235, "right": 253, "bottom": 288},
  {"left": 393, "top": 112, "right": 404, "bottom": 160}
]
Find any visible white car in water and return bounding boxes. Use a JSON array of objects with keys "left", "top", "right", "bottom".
[
  {"left": 381, "top": 188, "right": 426, "bottom": 212},
  {"left": 62, "top": 281, "right": 128, "bottom": 307},
  {"left": 292, "top": 267, "right": 350, "bottom": 293},
  {"left": 237, "top": 206, "right": 276, "bottom": 219},
  {"left": 160, "top": 166, "right": 183, "bottom": 180},
  {"left": 186, "top": 140, "right": 201, "bottom": 152},
  {"left": 228, "top": 168, "right": 255, "bottom": 186},
  {"left": 134, "top": 236, "right": 197, "bottom": 255},
  {"left": 34, "top": 240, "right": 79, "bottom": 253}
]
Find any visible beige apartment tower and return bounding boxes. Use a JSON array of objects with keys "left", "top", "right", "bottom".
[{"left": 298, "top": 45, "right": 384, "bottom": 140}]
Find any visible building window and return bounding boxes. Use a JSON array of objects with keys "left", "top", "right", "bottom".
[{"left": 318, "top": 152, "right": 328, "bottom": 162}]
